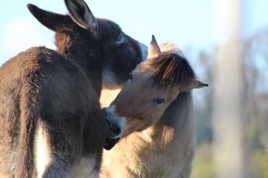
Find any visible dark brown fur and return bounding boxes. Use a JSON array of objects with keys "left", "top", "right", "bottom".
[
  {"left": 0, "top": 47, "right": 108, "bottom": 177},
  {"left": 0, "top": 2, "right": 145, "bottom": 177}
]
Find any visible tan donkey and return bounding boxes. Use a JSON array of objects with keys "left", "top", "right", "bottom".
[{"left": 100, "top": 36, "right": 208, "bottom": 178}]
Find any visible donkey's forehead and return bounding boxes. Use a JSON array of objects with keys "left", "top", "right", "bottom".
[{"left": 97, "top": 19, "right": 122, "bottom": 37}]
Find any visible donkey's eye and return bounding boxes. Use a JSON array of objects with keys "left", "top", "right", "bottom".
[
  {"left": 115, "top": 33, "right": 125, "bottom": 45},
  {"left": 153, "top": 97, "right": 165, "bottom": 104}
]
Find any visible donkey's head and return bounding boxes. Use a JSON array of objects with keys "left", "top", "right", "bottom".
[
  {"left": 27, "top": 0, "right": 147, "bottom": 90},
  {"left": 104, "top": 36, "right": 208, "bottom": 137}
]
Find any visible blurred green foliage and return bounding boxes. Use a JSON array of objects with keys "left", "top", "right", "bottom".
[
  {"left": 191, "top": 143, "right": 214, "bottom": 178},
  {"left": 251, "top": 148, "right": 268, "bottom": 178},
  {"left": 191, "top": 143, "right": 268, "bottom": 178}
]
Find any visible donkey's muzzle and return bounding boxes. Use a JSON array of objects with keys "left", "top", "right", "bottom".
[
  {"left": 102, "top": 107, "right": 126, "bottom": 150},
  {"left": 103, "top": 119, "right": 121, "bottom": 150}
]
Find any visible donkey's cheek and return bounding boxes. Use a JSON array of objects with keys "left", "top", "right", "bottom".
[
  {"left": 102, "top": 69, "right": 119, "bottom": 89},
  {"left": 123, "top": 119, "right": 143, "bottom": 136}
]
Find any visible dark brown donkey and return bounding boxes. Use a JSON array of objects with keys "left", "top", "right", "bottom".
[{"left": 0, "top": 0, "right": 147, "bottom": 177}]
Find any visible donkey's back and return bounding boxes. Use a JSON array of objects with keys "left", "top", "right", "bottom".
[{"left": 0, "top": 47, "right": 108, "bottom": 178}]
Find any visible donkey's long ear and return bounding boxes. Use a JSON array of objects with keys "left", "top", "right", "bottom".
[
  {"left": 27, "top": 4, "right": 65, "bottom": 32},
  {"left": 148, "top": 35, "right": 161, "bottom": 59},
  {"left": 64, "top": 0, "right": 98, "bottom": 35}
]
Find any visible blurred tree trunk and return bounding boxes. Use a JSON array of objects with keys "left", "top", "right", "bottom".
[{"left": 212, "top": 0, "right": 245, "bottom": 178}]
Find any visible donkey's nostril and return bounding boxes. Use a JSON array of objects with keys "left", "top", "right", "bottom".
[
  {"left": 105, "top": 118, "right": 122, "bottom": 138},
  {"left": 109, "top": 122, "right": 122, "bottom": 137}
]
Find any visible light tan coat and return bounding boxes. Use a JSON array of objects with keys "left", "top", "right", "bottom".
[{"left": 101, "top": 92, "right": 194, "bottom": 178}]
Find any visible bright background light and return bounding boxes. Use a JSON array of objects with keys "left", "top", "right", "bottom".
[{"left": 0, "top": 0, "right": 267, "bottom": 64}]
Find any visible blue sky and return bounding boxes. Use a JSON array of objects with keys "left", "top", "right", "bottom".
[{"left": 0, "top": 0, "right": 267, "bottom": 64}]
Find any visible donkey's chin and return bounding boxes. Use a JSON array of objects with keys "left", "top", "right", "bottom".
[{"left": 103, "top": 123, "right": 122, "bottom": 150}]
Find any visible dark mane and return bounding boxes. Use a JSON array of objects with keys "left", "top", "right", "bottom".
[{"left": 151, "top": 53, "right": 195, "bottom": 87}]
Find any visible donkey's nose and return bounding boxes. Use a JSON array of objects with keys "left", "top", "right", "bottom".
[{"left": 139, "top": 42, "right": 148, "bottom": 60}]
